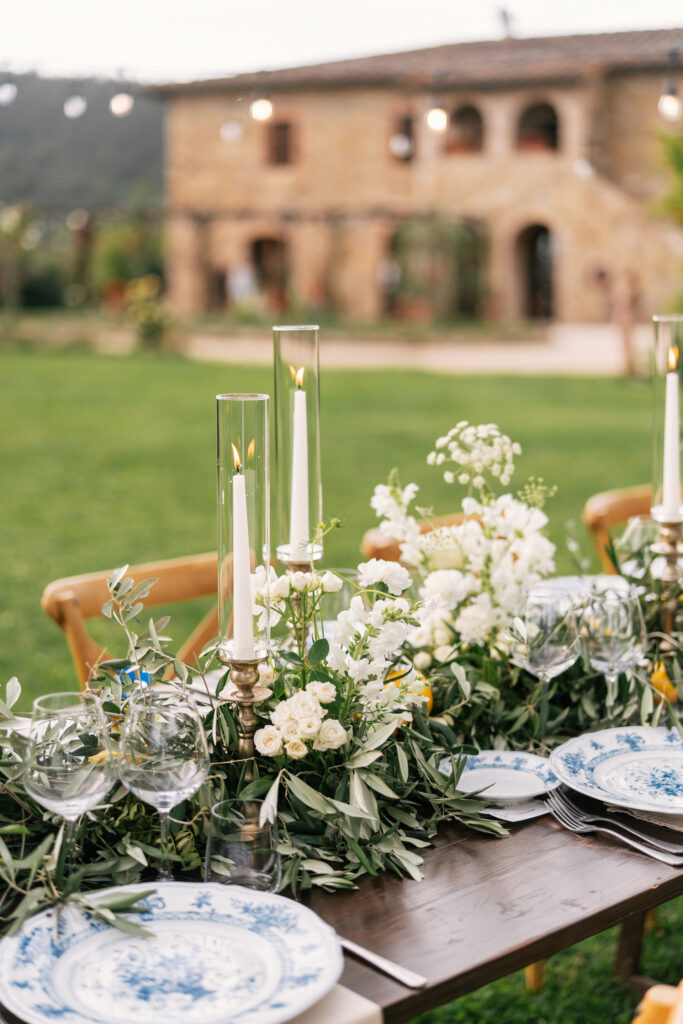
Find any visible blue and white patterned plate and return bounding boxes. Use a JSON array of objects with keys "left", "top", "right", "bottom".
[
  {"left": 550, "top": 726, "right": 683, "bottom": 815},
  {"left": 0, "top": 882, "right": 342, "bottom": 1024},
  {"left": 440, "top": 750, "right": 559, "bottom": 803}
]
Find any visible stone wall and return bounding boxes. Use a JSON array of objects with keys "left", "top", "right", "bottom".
[{"left": 163, "top": 74, "right": 683, "bottom": 322}]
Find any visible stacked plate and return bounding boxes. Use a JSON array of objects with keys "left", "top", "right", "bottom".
[
  {"left": 440, "top": 750, "right": 559, "bottom": 805},
  {"left": 0, "top": 883, "right": 342, "bottom": 1024},
  {"left": 549, "top": 726, "right": 683, "bottom": 820}
]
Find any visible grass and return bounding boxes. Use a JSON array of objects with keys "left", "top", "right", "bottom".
[
  {"left": 0, "top": 346, "right": 655, "bottom": 708},
  {"left": 0, "top": 344, "right": 679, "bottom": 1021}
]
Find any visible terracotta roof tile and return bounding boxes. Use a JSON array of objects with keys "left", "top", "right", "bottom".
[{"left": 152, "top": 28, "right": 683, "bottom": 93}]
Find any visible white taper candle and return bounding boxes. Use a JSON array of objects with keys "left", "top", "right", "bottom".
[
  {"left": 289, "top": 387, "right": 310, "bottom": 558},
  {"left": 232, "top": 468, "right": 254, "bottom": 658},
  {"left": 662, "top": 346, "right": 681, "bottom": 522}
]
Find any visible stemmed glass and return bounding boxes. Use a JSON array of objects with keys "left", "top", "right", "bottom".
[
  {"left": 582, "top": 586, "right": 647, "bottom": 707},
  {"left": 119, "top": 689, "right": 210, "bottom": 880},
  {"left": 23, "top": 692, "right": 117, "bottom": 871},
  {"left": 516, "top": 585, "right": 579, "bottom": 735}
]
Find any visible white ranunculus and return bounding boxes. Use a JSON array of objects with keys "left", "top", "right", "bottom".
[
  {"left": 313, "top": 718, "right": 347, "bottom": 750},
  {"left": 254, "top": 725, "right": 283, "bottom": 757},
  {"left": 306, "top": 680, "right": 337, "bottom": 703},
  {"left": 357, "top": 558, "right": 412, "bottom": 596},
  {"left": 285, "top": 738, "right": 308, "bottom": 759},
  {"left": 320, "top": 571, "right": 343, "bottom": 593}
]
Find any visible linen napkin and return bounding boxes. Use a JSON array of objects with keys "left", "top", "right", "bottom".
[{"left": 288, "top": 984, "right": 382, "bottom": 1024}]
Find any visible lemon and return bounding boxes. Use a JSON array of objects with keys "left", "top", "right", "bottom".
[
  {"left": 650, "top": 662, "right": 678, "bottom": 704},
  {"left": 385, "top": 668, "right": 433, "bottom": 715}
]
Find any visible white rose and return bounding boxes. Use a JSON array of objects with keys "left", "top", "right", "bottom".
[
  {"left": 306, "top": 680, "right": 337, "bottom": 703},
  {"left": 413, "top": 651, "right": 432, "bottom": 671},
  {"left": 280, "top": 718, "right": 301, "bottom": 742},
  {"left": 285, "top": 738, "right": 308, "bottom": 759},
  {"left": 258, "top": 662, "right": 275, "bottom": 685},
  {"left": 254, "top": 725, "right": 283, "bottom": 757},
  {"left": 313, "top": 718, "right": 347, "bottom": 751},
  {"left": 270, "top": 702, "right": 291, "bottom": 727},
  {"left": 297, "top": 715, "right": 323, "bottom": 738},
  {"left": 321, "top": 572, "right": 343, "bottom": 594},
  {"left": 288, "top": 690, "right": 321, "bottom": 719}
]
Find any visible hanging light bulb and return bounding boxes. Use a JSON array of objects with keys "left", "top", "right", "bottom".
[
  {"left": 659, "top": 79, "right": 682, "bottom": 122},
  {"left": 63, "top": 95, "right": 87, "bottom": 119},
  {"left": 249, "top": 96, "right": 274, "bottom": 121},
  {"left": 0, "top": 83, "right": 17, "bottom": 107},
  {"left": 425, "top": 104, "right": 448, "bottom": 132},
  {"left": 110, "top": 92, "right": 134, "bottom": 117}
]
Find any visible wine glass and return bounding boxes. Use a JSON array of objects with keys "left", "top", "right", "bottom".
[
  {"left": 119, "top": 689, "right": 210, "bottom": 880},
  {"left": 582, "top": 586, "right": 647, "bottom": 706},
  {"left": 23, "top": 692, "right": 117, "bottom": 870},
  {"left": 516, "top": 585, "right": 579, "bottom": 734},
  {"left": 204, "top": 798, "right": 281, "bottom": 892}
]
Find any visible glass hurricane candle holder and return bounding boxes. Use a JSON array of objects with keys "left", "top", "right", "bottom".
[
  {"left": 216, "top": 393, "right": 271, "bottom": 662},
  {"left": 652, "top": 315, "right": 683, "bottom": 524},
  {"left": 273, "top": 325, "right": 323, "bottom": 566}
]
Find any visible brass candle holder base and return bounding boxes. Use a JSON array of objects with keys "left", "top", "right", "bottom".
[
  {"left": 221, "top": 655, "right": 272, "bottom": 782},
  {"left": 651, "top": 519, "right": 683, "bottom": 655}
]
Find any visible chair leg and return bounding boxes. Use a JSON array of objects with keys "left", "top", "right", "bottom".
[{"left": 525, "top": 960, "right": 546, "bottom": 993}]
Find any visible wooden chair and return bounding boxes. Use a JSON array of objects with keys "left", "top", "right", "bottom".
[
  {"left": 583, "top": 484, "right": 652, "bottom": 573},
  {"left": 633, "top": 981, "right": 683, "bottom": 1024},
  {"left": 41, "top": 552, "right": 219, "bottom": 689},
  {"left": 361, "top": 513, "right": 465, "bottom": 563}
]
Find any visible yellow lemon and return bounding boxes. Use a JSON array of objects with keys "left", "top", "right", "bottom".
[
  {"left": 385, "top": 668, "right": 433, "bottom": 715},
  {"left": 650, "top": 662, "right": 678, "bottom": 705}
]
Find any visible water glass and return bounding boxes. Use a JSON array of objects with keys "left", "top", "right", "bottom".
[
  {"left": 518, "top": 585, "right": 579, "bottom": 684},
  {"left": 119, "top": 689, "right": 210, "bottom": 879},
  {"left": 582, "top": 586, "right": 647, "bottom": 704},
  {"left": 204, "top": 798, "right": 281, "bottom": 892},
  {"left": 23, "top": 691, "right": 117, "bottom": 867}
]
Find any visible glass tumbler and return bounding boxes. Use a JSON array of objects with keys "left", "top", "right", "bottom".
[{"left": 205, "top": 798, "right": 281, "bottom": 892}]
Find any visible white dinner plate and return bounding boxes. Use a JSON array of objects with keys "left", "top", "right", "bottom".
[
  {"left": 0, "top": 882, "right": 342, "bottom": 1024},
  {"left": 550, "top": 726, "right": 683, "bottom": 815},
  {"left": 440, "top": 749, "right": 559, "bottom": 803}
]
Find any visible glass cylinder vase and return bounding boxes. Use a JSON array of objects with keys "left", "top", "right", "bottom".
[
  {"left": 216, "top": 394, "right": 270, "bottom": 661},
  {"left": 273, "top": 325, "right": 323, "bottom": 565},
  {"left": 652, "top": 316, "right": 683, "bottom": 524}
]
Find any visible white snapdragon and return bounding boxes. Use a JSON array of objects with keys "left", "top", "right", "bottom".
[{"left": 357, "top": 558, "right": 412, "bottom": 596}]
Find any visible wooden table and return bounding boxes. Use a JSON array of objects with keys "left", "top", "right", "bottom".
[{"left": 309, "top": 816, "right": 683, "bottom": 1023}]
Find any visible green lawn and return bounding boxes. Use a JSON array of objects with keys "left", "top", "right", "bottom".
[{"left": 0, "top": 345, "right": 678, "bottom": 1021}]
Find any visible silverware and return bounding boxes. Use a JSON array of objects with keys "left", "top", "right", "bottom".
[
  {"left": 548, "top": 789, "right": 683, "bottom": 855},
  {"left": 547, "top": 794, "right": 683, "bottom": 867},
  {"left": 340, "top": 936, "right": 428, "bottom": 989}
]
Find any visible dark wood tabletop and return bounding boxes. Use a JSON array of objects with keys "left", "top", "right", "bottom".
[{"left": 309, "top": 815, "right": 683, "bottom": 1023}]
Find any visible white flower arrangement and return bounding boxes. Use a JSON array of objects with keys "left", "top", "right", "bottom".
[
  {"left": 372, "top": 423, "right": 556, "bottom": 664},
  {"left": 254, "top": 684, "right": 348, "bottom": 758}
]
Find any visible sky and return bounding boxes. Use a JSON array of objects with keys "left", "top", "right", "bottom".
[{"left": 2, "top": 0, "right": 683, "bottom": 82}]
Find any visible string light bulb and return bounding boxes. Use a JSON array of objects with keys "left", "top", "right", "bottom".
[
  {"left": 658, "top": 80, "right": 682, "bottom": 122},
  {"left": 110, "top": 92, "right": 134, "bottom": 117},
  {"left": 249, "top": 96, "right": 274, "bottom": 121},
  {"left": 425, "top": 104, "right": 448, "bottom": 132}
]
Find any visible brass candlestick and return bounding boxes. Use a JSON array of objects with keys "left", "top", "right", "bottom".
[
  {"left": 223, "top": 656, "right": 272, "bottom": 782},
  {"left": 651, "top": 520, "right": 683, "bottom": 654}
]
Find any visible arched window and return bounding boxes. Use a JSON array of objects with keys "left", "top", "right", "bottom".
[
  {"left": 445, "top": 105, "right": 483, "bottom": 154},
  {"left": 517, "top": 103, "right": 559, "bottom": 151},
  {"left": 516, "top": 224, "right": 554, "bottom": 318}
]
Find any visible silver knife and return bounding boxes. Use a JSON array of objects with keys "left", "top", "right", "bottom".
[{"left": 340, "top": 936, "right": 428, "bottom": 989}]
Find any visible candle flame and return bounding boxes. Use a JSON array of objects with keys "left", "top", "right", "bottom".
[
  {"left": 669, "top": 345, "right": 679, "bottom": 372},
  {"left": 289, "top": 364, "right": 297, "bottom": 382},
  {"left": 247, "top": 438, "right": 255, "bottom": 460},
  {"left": 231, "top": 442, "right": 242, "bottom": 471},
  {"left": 295, "top": 366, "right": 305, "bottom": 388}
]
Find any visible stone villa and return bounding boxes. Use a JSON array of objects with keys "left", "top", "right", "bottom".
[{"left": 155, "top": 28, "right": 683, "bottom": 322}]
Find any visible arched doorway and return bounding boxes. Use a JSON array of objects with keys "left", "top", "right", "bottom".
[
  {"left": 516, "top": 225, "right": 554, "bottom": 319},
  {"left": 250, "top": 237, "right": 289, "bottom": 312}
]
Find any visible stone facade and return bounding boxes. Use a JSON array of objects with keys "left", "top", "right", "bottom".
[{"left": 159, "top": 31, "right": 683, "bottom": 322}]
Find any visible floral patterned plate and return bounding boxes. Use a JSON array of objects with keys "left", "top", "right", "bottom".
[
  {"left": 440, "top": 750, "right": 559, "bottom": 803},
  {"left": 0, "top": 882, "right": 342, "bottom": 1024},
  {"left": 550, "top": 726, "right": 683, "bottom": 815}
]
